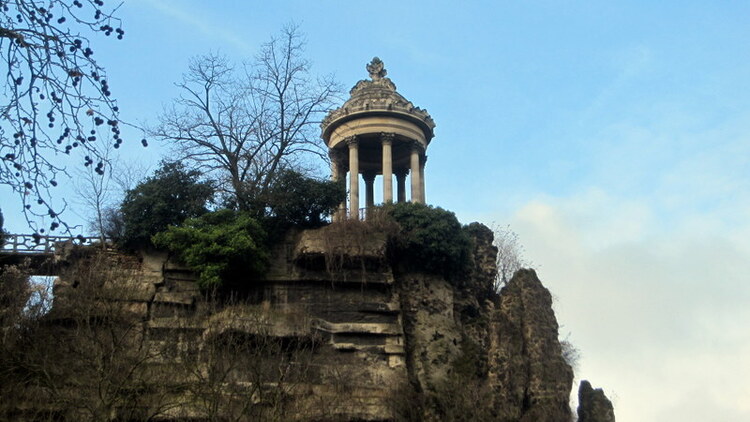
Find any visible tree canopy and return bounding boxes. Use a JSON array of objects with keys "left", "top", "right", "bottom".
[
  {"left": 261, "top": 169, "right": 345, "bottom": 230},
  {"left": 118, "top": 161, "right": 213, "bottom": 249},
  {"left": 0, "top": 0, "right": 131, "bottom": 233}
]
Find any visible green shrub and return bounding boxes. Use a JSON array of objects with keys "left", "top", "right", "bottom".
[
  {"left": 384, "top": 202, "right": 472, "bottom": 279},
  {"left": 259, "top": 170, "right": 346, "bottom": 232},
  {"left": 119, "top": 161, "right": 214, "bottom": 249},
  {"left": 152, "top": 210, "right": 269, "bottom": 290}
]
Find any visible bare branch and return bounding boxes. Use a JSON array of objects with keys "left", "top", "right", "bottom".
[
  {"left": 150, "top": 26, "right": 342, "bottom": 214},
  {"left": 0, "top": 0, "right": 134, "bottom": 233}
]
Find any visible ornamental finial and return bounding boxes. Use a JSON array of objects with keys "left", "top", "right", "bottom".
[{"left": 366, "top": 57, "right": 387, "bottom": 81}]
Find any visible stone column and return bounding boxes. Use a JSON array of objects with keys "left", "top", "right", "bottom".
[
  {"left": 330, "top": 152, "right": 341, "bottom": 222},
  {"left": 347, "top": 136, "right": 359, "bottom": 220},
  {"left": 395, "top": 169, "right": 408, "bottom": 203},
  {"left": 410, "top": 143, "right": 422, "bottom": 204},
  {"left": 419, "top": 155, "right": 426, "bottom": 204},
  {"left": 381, "top": 132, "right": 394, "bottom": 203},
  {"left": 330, "top": 150, "right": 346, "bottom": 222},
  {"left": 363, "top": 172, "right": 376, "bottom": 214}
]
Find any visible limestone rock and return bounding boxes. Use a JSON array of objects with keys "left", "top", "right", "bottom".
[
  {"left": 22, "top": 226, "right": 602, "bottom": 421},
  {"left": 398, "top": 273, "right": 461, "bottom": 390},
  {"left": 578, "top": 380, "right": 615, "bottom": 422},
  {"left": 489, "top": 268, "right": 574, "bottom": 421}
]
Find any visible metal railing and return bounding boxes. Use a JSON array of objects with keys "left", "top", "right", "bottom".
[{"left": 1, "top": 234, "right": 105, "bottom": 254}]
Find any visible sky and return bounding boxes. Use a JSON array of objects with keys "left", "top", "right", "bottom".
[{"left": 3, "top": 1, "right": 750, "bottom": 420}]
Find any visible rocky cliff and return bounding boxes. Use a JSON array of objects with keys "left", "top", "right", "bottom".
[{"left": 4, "top": 223, "right": 614, "bottom": 421}]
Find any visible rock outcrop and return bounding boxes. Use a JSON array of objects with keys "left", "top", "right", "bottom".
[
  {"left": 7, "top": 223, "right": 611, "bottom": 421},
  {"left": 578, "top": 380, "right": 616, "bottom": 422},
  {"left": 488, "top": 269, "right": 575, "bottom": 421}
]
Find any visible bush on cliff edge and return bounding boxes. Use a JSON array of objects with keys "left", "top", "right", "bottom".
[
  {"left": 384, "top": 202, "right": 472, "bottom": 280},
  {"left": 152, "top": 210, "right": 269, "bottom": 290}
]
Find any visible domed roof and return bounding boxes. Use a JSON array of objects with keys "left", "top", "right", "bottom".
[{"left": 321, "top": 57, "right": 436, "bottom": 145}]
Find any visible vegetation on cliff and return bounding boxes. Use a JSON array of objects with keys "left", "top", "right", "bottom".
[
  {"left": 153, "top": 209, "right": 269, "bottom": 290},
  {"left": 148, "top": 202, "right": 473, "bottom": 290},
  {"left": 117, "top": 161, "right": 214, "bottom": 249},
  {"left": 258, "top": 169, "right": 346, "bottom": 236},
  {"left": 384, "top": 202, "right": 473, "bottom": 280},
  {"left": 141, "top": 172, "right": 343, "bottom": 290}
]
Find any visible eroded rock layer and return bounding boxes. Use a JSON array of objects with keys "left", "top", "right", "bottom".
[{"left": 9, "top": 224, "right": 607, "bottom": 421}]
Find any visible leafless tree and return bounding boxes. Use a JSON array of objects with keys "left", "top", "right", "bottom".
[
  {"left": 492, "top": 223, "right": 531, "bottom": 291},
  {"left": 72, "top": 143, "right": 147, "bottom": 241},
  {"left": 171, "top": 301, "right": 322, "bottom": 422},
  {"left": 0, "top": 0, "right": 135, "bottom": 233},
  {"left": 73, "top": 144, "right": 113, "bottom": 242},
  {"left": 0, "top": 251, "right": 179, "bottom": 421},
  {"left": 150, "top": 24, "right": 341, "bottom": 212}
]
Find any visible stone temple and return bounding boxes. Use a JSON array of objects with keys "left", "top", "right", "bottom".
[{"left": 321, "top": 57, "right": 436, "bottom": 220}]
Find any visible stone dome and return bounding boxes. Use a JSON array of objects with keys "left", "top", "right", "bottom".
[{"left": 321, "top": 57, "right": 436, "bottom": 148}]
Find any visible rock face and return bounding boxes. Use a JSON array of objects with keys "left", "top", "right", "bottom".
[
  {"left": 578, "top": 380, "right": 616, "bottom": 422},
  {"left": 488, "top": 269, "right": 574, "bottom": 421},
  {"left": 13, "top": 223, "right": 608, "bottom": 421}
]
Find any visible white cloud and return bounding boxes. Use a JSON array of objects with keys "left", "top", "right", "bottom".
[{"left": 506, "top": 190, "right": 750, "bottom": 421}]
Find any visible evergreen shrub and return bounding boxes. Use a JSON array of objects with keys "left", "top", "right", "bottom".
[
  {"left": 152, "top": 210, "right": 269, "bottom": 290},
  {"left": 119, "top": 161, "right": 214, "bottom": 249},
  {"left": 384, "top": 202, "right": 472, "bottom": 279}
]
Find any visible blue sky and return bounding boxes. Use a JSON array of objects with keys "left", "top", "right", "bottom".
[{"left": 3, "top": 1, "right": 750, "bottom": 420}]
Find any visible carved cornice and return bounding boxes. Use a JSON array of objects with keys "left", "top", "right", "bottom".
[{"left": 321, "top": 58, "right": 436, "bottom": 141}]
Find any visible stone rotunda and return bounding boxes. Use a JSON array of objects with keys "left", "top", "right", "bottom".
[{"left": 321, "top": 57, "right": 436, "bottom": 220}]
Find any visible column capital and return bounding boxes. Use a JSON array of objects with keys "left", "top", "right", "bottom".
[
  {"left": 394, "top": 167, "right": 409, "bottom": 177},
  {"left": 362, "top": 171, "right": 377, "bottom": 183},
  {"left": 380, "top": 132, "right": 395, "bottom": 145},
  {"left": 345, "top": 135, "right": 359, "bottom": 147},
  {"left": 410, "top": 140, "right": 424, "bottom": 153}
]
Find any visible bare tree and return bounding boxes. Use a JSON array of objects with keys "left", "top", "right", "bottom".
[
  {"left": 152, "top": 298, "right": 319, "bottom": 422},
  {"left": 0, "top": 0, "right": 135, "bottom": 233},
  {"left": 0, "top": 251, "right": 180, "bottom": 421},
  {"left": 73, "top": 144, "right": 113, "bottom": 242},
  {"left": 150, "top": 24, "right": 341, "bottom": 212},
  {"left": 72, "top": 143, "right": 148, "bottom": 241},
  {"left": 492, "top": 223, "right": 531, "bottom": 291}
]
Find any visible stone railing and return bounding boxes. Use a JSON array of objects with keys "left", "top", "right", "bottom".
[{"left": 1, "top": 234, "right": 105, "bottom": 254}]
